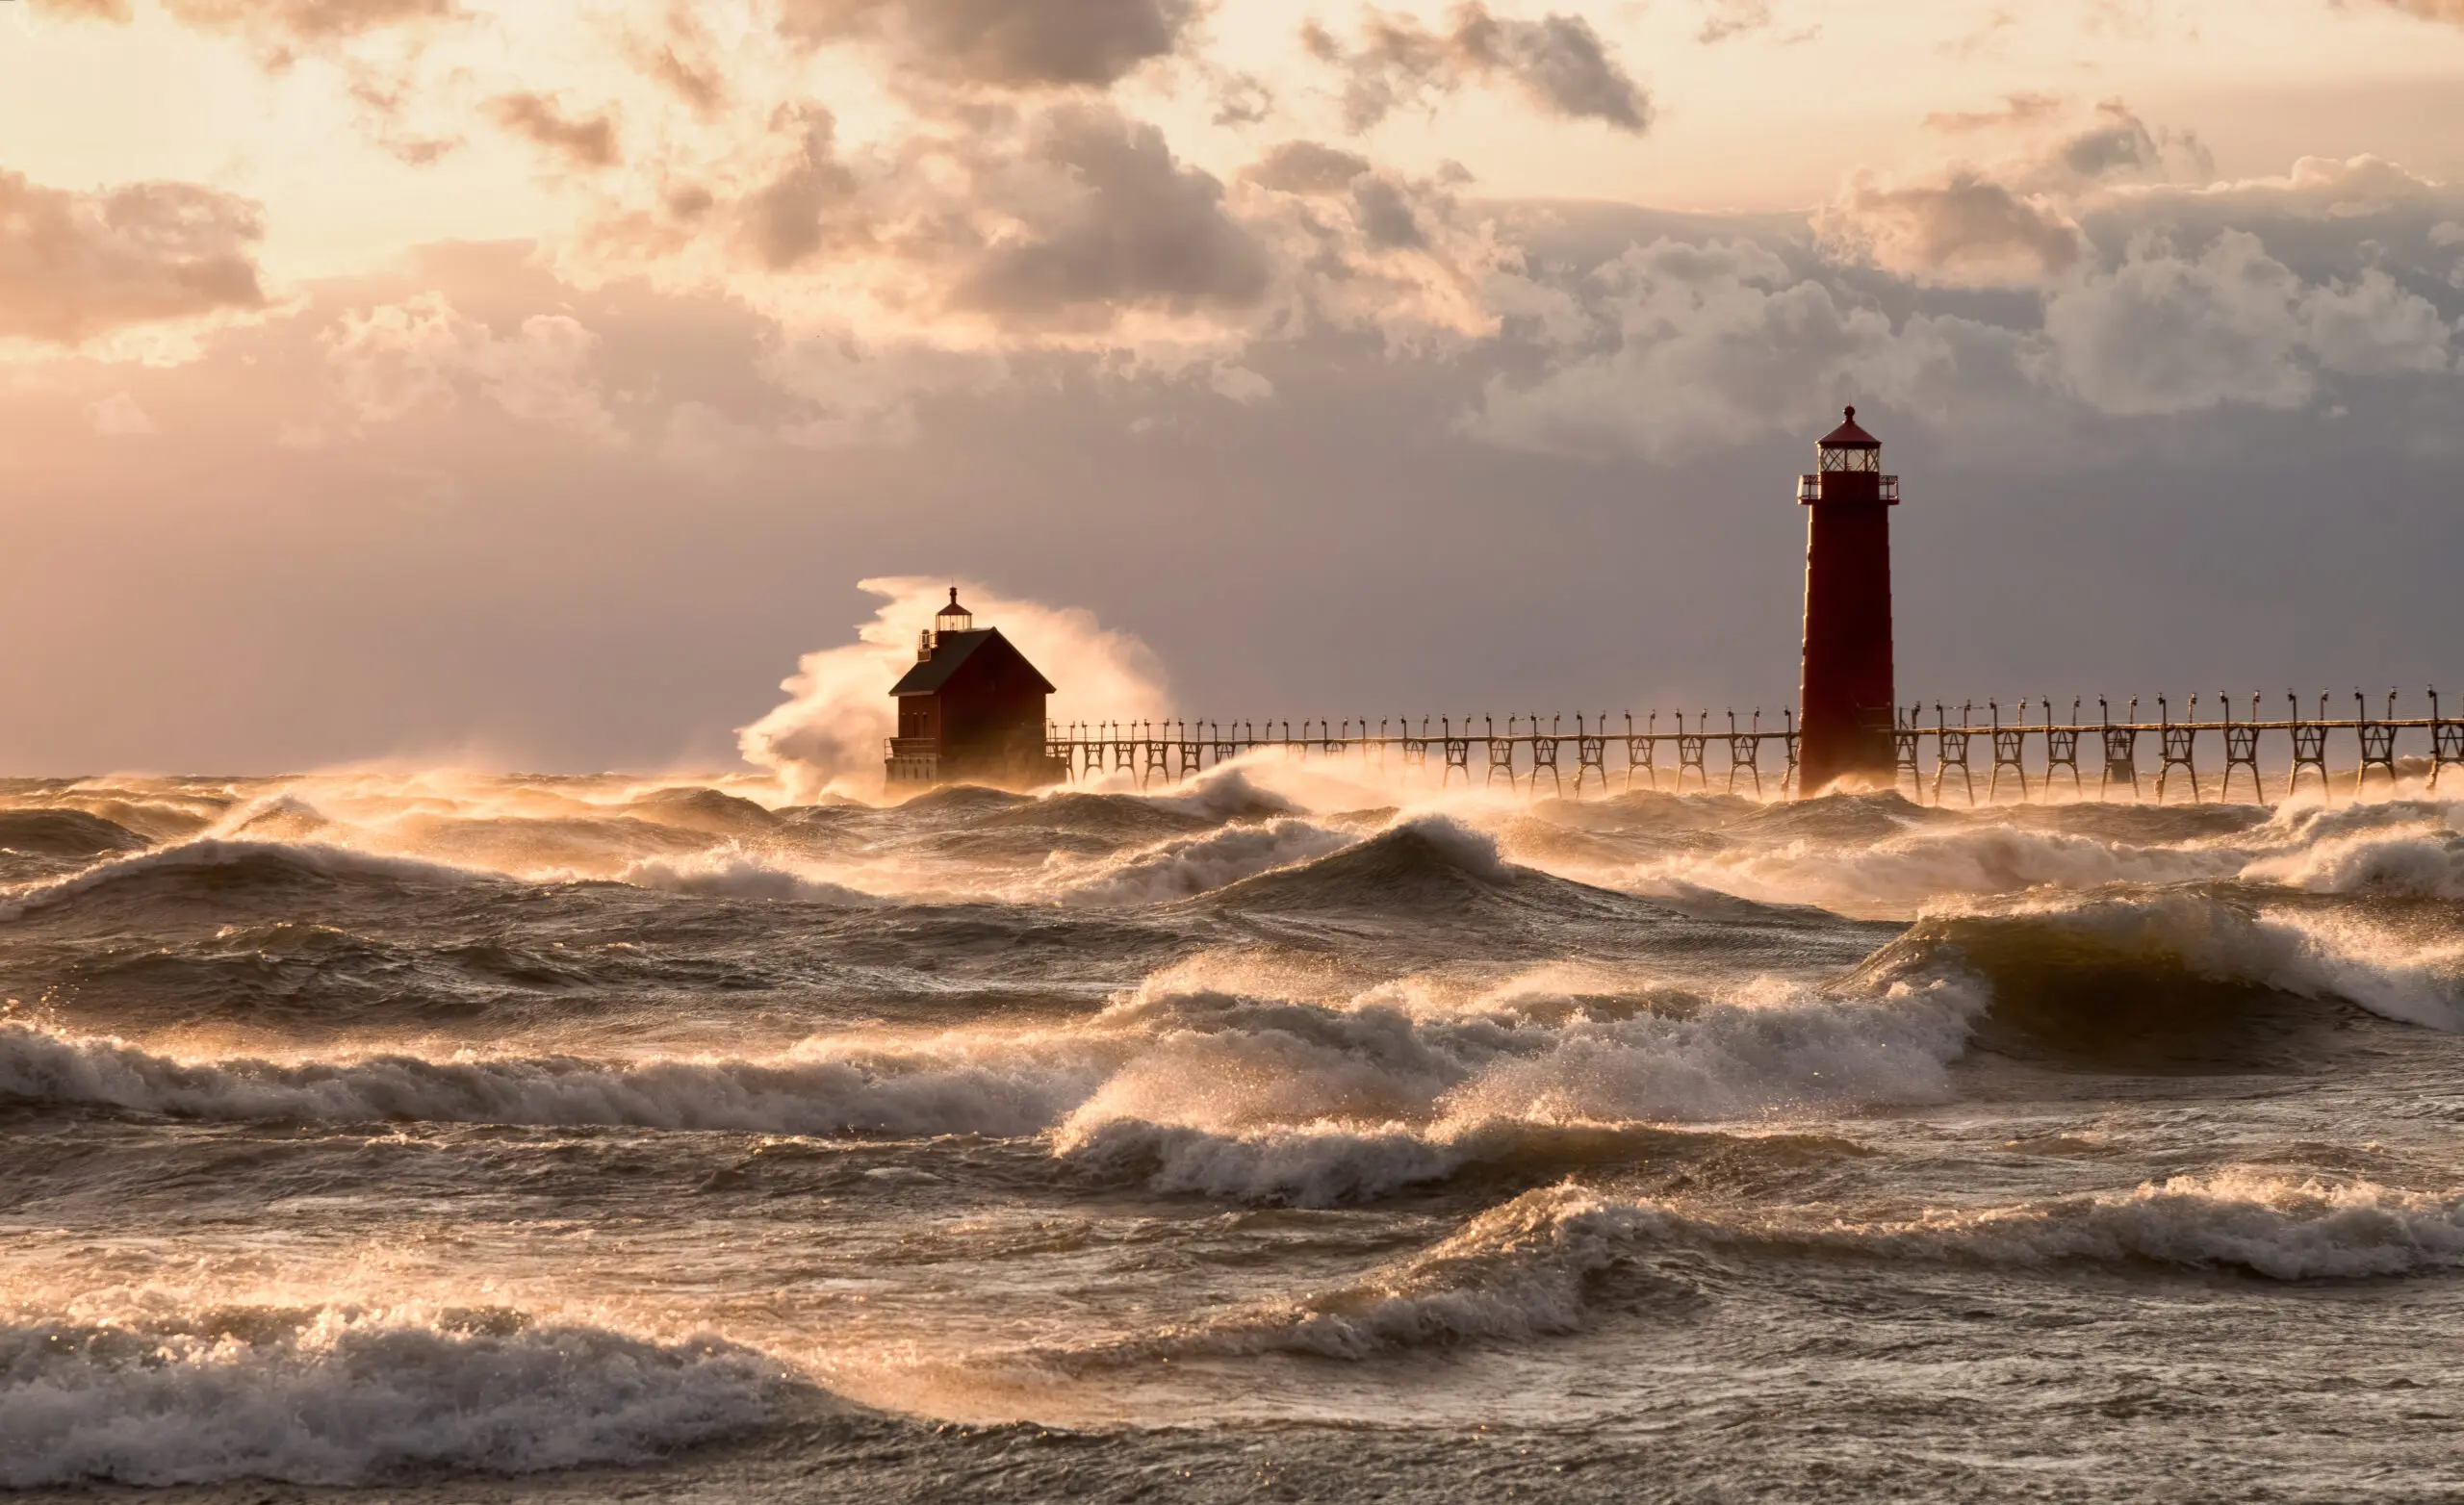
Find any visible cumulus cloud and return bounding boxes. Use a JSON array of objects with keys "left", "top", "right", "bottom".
[
  {"left": 1465, "top": 238, "right": 1971, "bottom": 460},
  {"left": 950, "top": 106, "right": 1273, "bottom": 326},
  {"left": 780, "top": 0, "right": 1199, "bottom": 89},
  {"left": 1241, "top": 146, "right": 1525, "bottom": 346},
  {"left": 322, "top": 293, "right": 624, "bottom": 441},
  {"left": 2042, "top": 230, "right": 2453, "bottom": 416},
  {"left": 1819, "top": 170, "right": 2082, "bottom": 284},
  {"left": 1302, "top": 4, "right": 1651, "bottom": 134},
  {"left": 587, "top": 96, "right": 1281, "bottom": 347},
  {"left": 486, "top": 93, "right": 621, "bottom": 170},
  {"left": 1820, "top": 101, "right": 2209, "bottom": 286},
  {"left": 0, "top": 168, "right": 267, "bottom": 346}
]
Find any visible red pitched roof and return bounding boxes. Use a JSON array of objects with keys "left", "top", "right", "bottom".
[
  {"left": 889, "top": 628, "right": 1058, "bottom": 697},
  {"left": 1819, "top": 405, "right": 1880, "bottom": 448}
]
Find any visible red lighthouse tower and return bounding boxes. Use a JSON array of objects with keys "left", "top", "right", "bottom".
[{"left": 1796, "top": 407, "right": 1900, "bottom": 794}]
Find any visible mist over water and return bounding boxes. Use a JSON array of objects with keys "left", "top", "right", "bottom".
[{"left": 6, "top": 751, "right": 2464, "bottom": 1500}]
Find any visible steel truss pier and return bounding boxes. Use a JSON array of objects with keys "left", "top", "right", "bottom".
[{"left": 1039, "top": 689, "right": 2464, "bottom": 803}]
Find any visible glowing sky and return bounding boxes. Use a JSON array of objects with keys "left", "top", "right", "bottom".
[{"left": 4, "top": 0, "right": 2464, "bottom": 771}]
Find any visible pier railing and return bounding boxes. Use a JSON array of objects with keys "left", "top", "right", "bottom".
[{"left": 1040, "top": 691, "right": 2464, "bottom": 804}]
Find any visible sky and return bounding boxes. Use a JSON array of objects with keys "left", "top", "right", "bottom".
[{"left": 4, "top": 0, "right": 2464, "bottom": 776}]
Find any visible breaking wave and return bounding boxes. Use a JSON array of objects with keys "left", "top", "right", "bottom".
[
  {"left": 0, "top": 1304, "right": 784, "bottom": 1488},
  {"left": 0, "top": 839, "right": 496, "bottom": 922},
  {"left": 0, "top": 1022, "right": 1101, "bottom": 1137},
  {"left": 1863, "top": 885, "right": 2464, "bottom": 1057},
  {"left": 2236, "top": 801, "right": 2464, "bottom": 898},
  {"left": 1048, "top": 972, "right": 1983, "bottom": 1204},
  {"left": 1199, "top": 814, "right": 1643, "bottom": 923},
  {"left": 618, "top": 845, "right": 884, "bottom": 906},
  {"left": 1116, "top": 1169, "right": 2464, "bottom": 1363},
  {"left": 0, "top": 808, "right": 150, "bottom": 858},
  {"left": 1052, "top": 818, "right": 1355, "bottom": 906}
]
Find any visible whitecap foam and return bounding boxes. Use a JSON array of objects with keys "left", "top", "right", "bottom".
[
  {"left": 1606, "top": 822, "right": 2241, "bottom": 916},
  {"left": 0, "top": 1304, "right": 783, "bottom": 1488},
  {"left": 2239, "top": 812, "right": 2464, "bottom": 899},
  {"left": 1049, "top": 972, "right": 1984, "bottom": 1204},
  {"left": 0, "top": 1021, "right": 1104, "bottom": 1137},
  {"left": 1139, "top": 1169, "right": 2464, "bottom": 1361},
  {"left": 1174, "top": 1184, "right": 1671, "bottom": 1359},
  {"left": 1137, "top": 766, "right": 1303, "bottom": 824},
  {"left": 618, "top": 844, "right": 884, "bottom": 905},
  {"left": 1811, "top": 1169, "right": 2464, "bottom": 1279}
]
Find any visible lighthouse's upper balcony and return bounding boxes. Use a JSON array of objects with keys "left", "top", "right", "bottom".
[{"left": 1799, "top": 472, "right": 1900, "bottom": 504}]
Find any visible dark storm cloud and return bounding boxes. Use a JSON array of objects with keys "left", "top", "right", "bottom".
[
  {"left": 779, "top": 0, "right": 1201, "bottom": 89},
  {"left": 486, "top": 93, "right": 622, "bottom": 170},
  {"left": 1303, "top": 4, "right": 1651, "bottom": 135},
  {"left": 951, "top": 106, "right": 1272, "bottom": 322},
  {"left": 0, "top": 168, "right": 267, "bottom": 344}
]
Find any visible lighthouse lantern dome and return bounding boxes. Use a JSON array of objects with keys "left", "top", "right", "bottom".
[{"left": 1817, "top": 405, "right": 1882, "bottom": 472}]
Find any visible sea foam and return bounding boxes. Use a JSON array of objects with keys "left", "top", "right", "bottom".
[{"left": 0, "top": 1305, "right": 783, "bottom": 1487}]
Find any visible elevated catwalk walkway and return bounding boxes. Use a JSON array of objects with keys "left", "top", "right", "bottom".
[{"left": 1040, "top": 692, "right": 2464, "bottom": 804}]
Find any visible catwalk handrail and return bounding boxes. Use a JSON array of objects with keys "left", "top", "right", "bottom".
[{"left": 1020, "top": 690, "right": 2464, "bottom": 802}]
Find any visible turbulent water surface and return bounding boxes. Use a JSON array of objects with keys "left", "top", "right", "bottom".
[{"left": 5, "top": 764, "right": 2464, "bottom": 1501}]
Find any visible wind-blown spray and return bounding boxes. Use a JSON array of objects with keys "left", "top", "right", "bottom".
[{"left": 736, "top": 576, "right": 1169, "bottom": 802}]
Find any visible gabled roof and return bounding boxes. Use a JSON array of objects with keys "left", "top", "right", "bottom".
[
  {"left": 890, "top": 627, "right": 1058, "bottom": 697},
  {"left": 1819, "top": 405, "right": 1880, "bottom": 448}
]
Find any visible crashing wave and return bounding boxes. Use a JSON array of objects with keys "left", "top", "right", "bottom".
[
  {"left": 1861, "top": 885, "right": 2464, "bottom": 1052},
  {"left": 1051, "top": 818, "right": 1356, "bottom": 906},
  {"left": 1048, "top": 973, "right": 1983, "bottom": 1204},
  {"left": 0, "top": 1303, "right": 784, "bottom": 1488},
  {"left": 618, "top": 845, "right": 885, "bottom": 906}
]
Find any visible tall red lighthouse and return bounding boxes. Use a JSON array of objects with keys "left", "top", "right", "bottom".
[{"left": 1796, "top": 407, "right": 1899, "bottom": 794}]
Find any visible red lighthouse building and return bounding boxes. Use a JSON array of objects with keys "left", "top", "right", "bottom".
[
  {"left": 886, "top": 591, "right": 1066, "bottom": 791},
  {"left": 1795, "top": 407, "right": 1900, "bottom": 794}
]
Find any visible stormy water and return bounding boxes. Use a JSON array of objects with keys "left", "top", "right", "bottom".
[{"left": 6, "top": 761, "right": 2464, "bottom": 1501}]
